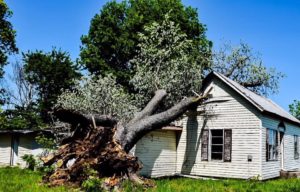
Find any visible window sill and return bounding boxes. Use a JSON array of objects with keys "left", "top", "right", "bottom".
[{"left": 201, "top": 160, "right": 231, "bottom": 163}]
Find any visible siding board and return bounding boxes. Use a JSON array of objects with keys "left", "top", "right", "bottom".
[{"left": 0, "top": 134, "right": 11, "bottom": 166}]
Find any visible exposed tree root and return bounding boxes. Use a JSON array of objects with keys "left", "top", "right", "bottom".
[{"left": 42, "top": 125, "right": 144, "bottom": 190}]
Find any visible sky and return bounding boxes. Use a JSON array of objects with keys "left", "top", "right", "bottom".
[{"left": 4, "top": 0, "right": 300, "bottom": 110}]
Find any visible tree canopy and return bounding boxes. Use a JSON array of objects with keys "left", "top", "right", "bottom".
[
  {"left": 289, "top": 100, "right": 300, "bottom": 120},
  {"left": 0, "top": 0, "right": 18, "bottom": 105},
  {"left": 211, "top": 42, "right": 285, "bottom": 96},
  {"left": 0, "top": 105, "right": 44, "bottom": 130},
  {"left": 56, "top": 74, "right": 137, "bottom": 122},
  {"left": 80, "top": 0, "right": 211, "bottom": 89},
  {"left": 23, "top": 49, "right": 81, "bottom": 122},
  {"left": 58, "top": 15, "right": 206, "bottom": 119},
  {"left": 59, "top": 16, "right": 286, "bottom": 122},
  {"left": 0, "top": 0, "right": 17, "bottom": 70},
  {"left": 130, "top": 15, "right": 205, "bottom": 108}
]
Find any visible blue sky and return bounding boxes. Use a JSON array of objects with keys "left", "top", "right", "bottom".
[{"left": 5, "top": 0, "right": 300, "bottom": 110}]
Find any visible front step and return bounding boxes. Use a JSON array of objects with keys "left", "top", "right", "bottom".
[{"left": 280, "top": 170, "right": 300, "bottom": 179}]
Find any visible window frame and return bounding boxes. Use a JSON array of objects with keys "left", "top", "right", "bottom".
[
  {"left": 267, "top": 129, "right": 278, "bottom": 161},
  {"left": 294, "top": 135, "right": 299, "bottom": 160},
  {"left": 210, "top": 129, "right": 224, "bottom": 161}
]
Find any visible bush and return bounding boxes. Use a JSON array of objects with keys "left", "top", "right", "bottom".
[
  {"left": 81, "top": 178, "right": 103, "bottom": 192},
  {"left": 35, "top": 134, "right": 57, "bottom": 157},
  {"left": 21, "top": 154, "right": 37, "bottom": 170}
]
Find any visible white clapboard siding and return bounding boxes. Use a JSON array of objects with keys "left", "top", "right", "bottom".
[
  {"left": 17, "top": 135, "right": 42, "bottom": 167},
  {"left": 176, "top": 77, "right": 262, "bottom": 179},
  {"left": 135, "top": 130, "right": 177, "bottom": 177},
  {"left": 261, "top": 116, "right": 300, "bottom": 179},
  {"left": 283, "top": 122, "right": 300, "bottom": 170},
  {"left": 0, "top": 134, "right": 11, "bottom": 166}
]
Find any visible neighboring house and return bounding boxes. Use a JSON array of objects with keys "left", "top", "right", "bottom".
[
  {"left": 0, "top": 130, "right": 46, "bottom": 168},
  {"left": 134, "top": 71, "right": 300, "bottom": 180}
]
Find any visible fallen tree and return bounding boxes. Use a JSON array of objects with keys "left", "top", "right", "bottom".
[
  {"left": 42, "top": 89, "right": 211, "bottom": 189},
  {"left": 43, "top": 17, "right": 207, "bottom": 189}
]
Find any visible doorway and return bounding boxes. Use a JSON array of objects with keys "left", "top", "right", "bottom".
[{"left": 279, "top": 132, "right": 284, "bottom": 170}]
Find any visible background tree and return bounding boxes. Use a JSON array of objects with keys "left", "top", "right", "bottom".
[
  {"left": 23, "top": 48, "right": 81, "bottom": 122},
  {"left": 7, "top": 61, "right": 36, "bottom": 108},
  {"left": 0, "top": 61, "right": 43, "bottom": 130},
  {"left": 0, "top": 105, "right": 44, "bottom": 130},
  {"left": 211, "top": 41, "right": 285, "bottom": 96},
  {"left": 80, "top": 0, "right": 211, "bottom": 89},
  {"left": 0, "top": 0, "right": 17, "bottom": 70},
  {"left": 0, "top": 0, "right": 18, "bottom": 105},
  {"left": 289, "top": 100, "right": 300, "bottom": 120}
]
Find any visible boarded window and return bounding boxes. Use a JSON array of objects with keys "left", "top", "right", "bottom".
[
  {"left": 294, "top": 135, "right": 299, "bottom": 159},
  {"left": 224, "top": 130, "right": 232, "bottom": 162},
  {"left": 267, "top": 129, "right": 278, "bottom": 161},
  {"left": 201, "top": 130, "right": 209, "bottom": 161}
]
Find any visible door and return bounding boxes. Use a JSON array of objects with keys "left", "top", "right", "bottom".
[
  {"left": 11, "top": 136, "right": 19, "bottom": 166},
  {"left": 135, "top": 130, "right": 177, "bottom": 177},
  {"left": 279, "top": 132, "right": 284, "bottom": 170}
]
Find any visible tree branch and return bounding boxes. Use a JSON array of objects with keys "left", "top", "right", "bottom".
[
  {"left": 224, "top": 56, "right": 250, "bottom": 78},
  {"left": 54, "top": 108, "right": 118, "bottom": 128},
  {"left": 240, "top": 80, "right": 264, "bottom": 88},
  {"left": 129, "top": 89, "right": 167, "bottom": 124}
]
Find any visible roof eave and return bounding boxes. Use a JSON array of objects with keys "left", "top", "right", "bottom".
[{"left": 262, "top": 110, "right": 300, "bottom": 127}]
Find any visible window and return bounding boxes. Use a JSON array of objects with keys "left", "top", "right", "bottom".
[
  {"left": 294, "top": 135, "right": 299, "bottom": 159},
  {"left": 266, "top": 129, "right": 278, "bottom": 161},
  {"left": 211, "top": 130, "right": 224, "bottom": 160},
  {"left": 201, "top": 129, "right": 232, "bottom": 162}
]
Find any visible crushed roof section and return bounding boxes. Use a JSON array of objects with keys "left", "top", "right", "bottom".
[{"left": 209, "top": 72, "right": 300, "bottom": 125}]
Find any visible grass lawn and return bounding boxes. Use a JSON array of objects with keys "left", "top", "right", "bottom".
[
  {"left": 148, "top": 177, "right": 300, "bottom": 192},
  {"left": 0, "top": 167, "right": 72, "bottom": 192},
  {"left": 1, "top": 167, "right": 300, "bottom": 192}
]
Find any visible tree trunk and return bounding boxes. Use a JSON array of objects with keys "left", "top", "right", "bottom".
[{"left": 42, "top": 89, "right": 210, "bottom": 189}]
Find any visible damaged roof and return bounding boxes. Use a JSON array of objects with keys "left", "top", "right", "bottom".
[{"left": 205, "top": 71, "right": 300, "bottom": 126}]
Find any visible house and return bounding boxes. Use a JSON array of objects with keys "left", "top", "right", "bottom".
[
  {"left": 0, "top": 130, "right": 46, "bottom": 167},
  {"left": 134, "top": 71, "right": 300, "bottom": 180}
]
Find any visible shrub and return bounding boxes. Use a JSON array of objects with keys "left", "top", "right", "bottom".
[
  {"left": 21, "top": 154, "right": 37, "bottom": 170},
  {"left": 81, "top": 178, "right": 103, "bottom": 192}
]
